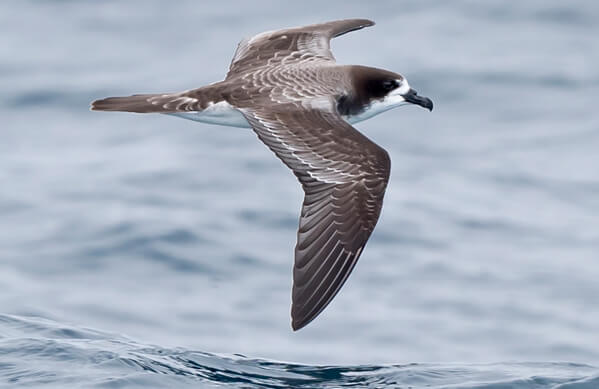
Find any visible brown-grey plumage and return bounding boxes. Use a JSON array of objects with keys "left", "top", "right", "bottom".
[
  {"left": 91, "top": 18, "right": 433, "bottom": 331},
  {"left": 226, "top": 19, "right": 374, "bottom": 78},
  {"left": 241, "top": 106, "right": 390, "bottom": 330}
]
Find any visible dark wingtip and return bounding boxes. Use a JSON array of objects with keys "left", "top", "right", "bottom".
[
  {"left": 352, "top": 18, "right": 375, "bottom": 28},
  {"left": 291, "top": 306, "right": 320, "bottom": 331},
  {"left": 352, "top": 18, "right": 375, "bottom": 30},
  {"left": 328, "top": 18, "right": 376, "bottom": 38},
  {"left": 291, "top": 318, "right": 307, "bottom": 332},
  {"left": 291, "top": 307, "right": 310, "bottom": 331}
]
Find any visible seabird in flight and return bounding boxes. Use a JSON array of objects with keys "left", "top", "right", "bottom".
[{"left": 91, "top": 19, "right": 433, "bottom": 331}]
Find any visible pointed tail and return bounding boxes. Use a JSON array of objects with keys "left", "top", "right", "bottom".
[
  {"left": 91, "top": 86, "right": 223, "bottom": 113},
  {"left": 91, "top": 94, "right": 173, "bottom": 113}
]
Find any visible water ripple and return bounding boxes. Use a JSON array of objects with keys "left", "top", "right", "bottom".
[{"left": 1, "top": 315, "right": 597, "bottom": 389}]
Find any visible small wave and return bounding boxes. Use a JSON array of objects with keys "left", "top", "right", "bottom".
[{"left": 1, "top": 314, "right": 598, "bottom": 388}]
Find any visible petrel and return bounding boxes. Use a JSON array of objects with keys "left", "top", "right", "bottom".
[{"left": 91, "top": 19, "right": 433, "bottom": 331}]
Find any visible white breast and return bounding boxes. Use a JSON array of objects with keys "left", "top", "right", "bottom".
[{"left": 166, "top": 101, "right": 251, "bottom": 128}]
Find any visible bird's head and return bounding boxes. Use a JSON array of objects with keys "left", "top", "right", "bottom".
[
  {"left": 364, "top": 68, "right": 433, "bottom": 111},
  {"left": 341, "top": 66, "right": 433, "bottom": 123}
]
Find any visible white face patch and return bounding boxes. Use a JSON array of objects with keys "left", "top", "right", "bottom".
[
  {"left": 396, "top": 78, "right": 411, "bottom": 96},
  {"left": 345, "top": 79, "right": 411, "bottom": 125}
]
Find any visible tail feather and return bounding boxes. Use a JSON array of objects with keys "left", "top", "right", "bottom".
[
  {"left": 91, "top": 85, "right": 223, "bottom": 113},
  {"left": 91, "top": 94, "right": 163, "bottom": 113}
]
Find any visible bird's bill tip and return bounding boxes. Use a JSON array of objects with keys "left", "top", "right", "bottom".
[{"left": 403, "top": 89, "right": 433, "bottom": 112}]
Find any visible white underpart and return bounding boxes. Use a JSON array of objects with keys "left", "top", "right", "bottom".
[
  {"left": 167, "top": 101, "right": 251, "bottom": 128},
  {"left": 346, "top": 79, "right": 411, "bottom": 125}
]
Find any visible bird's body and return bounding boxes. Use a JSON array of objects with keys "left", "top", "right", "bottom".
[{"left": 92, "top": 19, "right": 432, "bottom": 331}]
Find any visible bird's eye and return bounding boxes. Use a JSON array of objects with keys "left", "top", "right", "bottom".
[{"left": 382, "top": 80, "right": 399, "bottom": 91}]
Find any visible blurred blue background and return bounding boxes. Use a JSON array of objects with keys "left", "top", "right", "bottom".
[{"left": 1, "top": 1, "right": 598, "bottom": 387}]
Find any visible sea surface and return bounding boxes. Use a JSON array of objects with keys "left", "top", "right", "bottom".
[{"left": 1, "top": 1, "right": 599, "bottom": 388}]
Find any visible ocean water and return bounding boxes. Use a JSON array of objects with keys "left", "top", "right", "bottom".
[{"left": 1, "top": 1, "right": 599, "bottom": 388}]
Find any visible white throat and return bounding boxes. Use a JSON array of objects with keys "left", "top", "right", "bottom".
[{"left": 345, "top": 79, "right": 411, "bottom": 125}]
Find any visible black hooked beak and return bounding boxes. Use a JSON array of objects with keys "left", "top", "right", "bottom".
[{"left": 402, "top": 89, "right": 433, "bottom": 111}]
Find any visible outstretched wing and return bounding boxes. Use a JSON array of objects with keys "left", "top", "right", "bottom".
[
  {"left": 227, "top": 19, "right": 374, "bottom": 79},
  {"left": 240, "top": 104, "right": 390, "bottom": 330}
]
